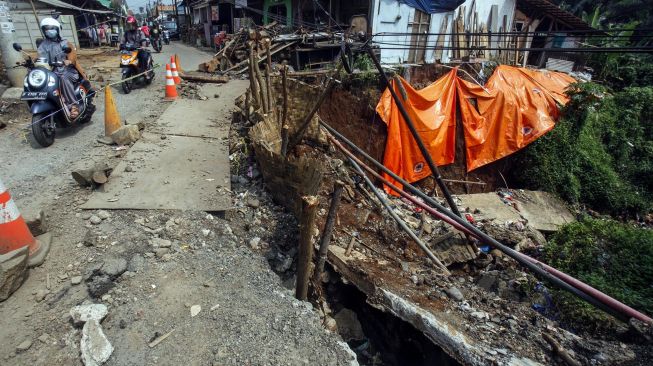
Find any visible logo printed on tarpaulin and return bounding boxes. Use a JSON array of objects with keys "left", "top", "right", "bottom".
[{"left": 413, "top": 162, "right": 425, "bottom": 173}]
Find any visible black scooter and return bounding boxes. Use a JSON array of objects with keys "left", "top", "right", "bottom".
[
  {"left": 151, "top": 28, "right": 163, "bottom": 53},
  {"left": 12, "top": 43, "right": 95, "bottom": 147},
  {"left": 163, "top": 30, "right": 170, "bottom": 45}
]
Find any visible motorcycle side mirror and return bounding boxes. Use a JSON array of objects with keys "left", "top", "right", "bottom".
[{"left": 13, "top": 43, "right": 22, "bottom": 52}]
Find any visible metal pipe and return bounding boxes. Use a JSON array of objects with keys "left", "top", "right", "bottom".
[
  {"left": 347, "top": 155, "right": 451, "bottom": 276},
  {"left": 365, "top": 45, "right": 464, "bottom": 220},
  {"left": 322, "top": 121, "right": 652, "bottom": 323}
]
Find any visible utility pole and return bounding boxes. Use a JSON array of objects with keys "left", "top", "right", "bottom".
[{"left": 0, "top": 1, "right": 27, "bottom": 87}]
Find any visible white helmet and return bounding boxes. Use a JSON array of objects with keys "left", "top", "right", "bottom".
[{"left": 40, "top": 17, "right": 61, "bottom": 40}]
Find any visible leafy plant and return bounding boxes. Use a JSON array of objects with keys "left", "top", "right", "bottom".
[
  {"left": 543, "top": 218, "right": 653, "bottom": 330},
  {"left": 511, "top": 82, "right": 653, "bottom": 216}
]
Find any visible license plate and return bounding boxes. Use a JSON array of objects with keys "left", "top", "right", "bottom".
[{"left": 21, "top": 91, "right": 47, "bottom": 100}]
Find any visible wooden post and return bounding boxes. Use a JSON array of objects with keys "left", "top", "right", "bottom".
[
  {"left": 252, "top": 44, "right": 268, "bottom": 112},
  {"left": 280, "top": 124, "right": 290, "bottom": 157},
  {"left": 265, "top": 41, "right": 273, "bottom": 113},
  {"left": 247, "top": 42, "right": 261, "bottom": 109},
  {"left": 296, "top": 195, "right": 319, "bottom": 300},
  {"left": 281, "top": 64, "right": 288, "bottom": 127},
  {"left": 315, "top": 181, "right": 344, "bottom": 278}
]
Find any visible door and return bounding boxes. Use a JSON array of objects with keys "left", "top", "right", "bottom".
[{"left": 407, "top": 10, "right": 430, "bottom": 63}]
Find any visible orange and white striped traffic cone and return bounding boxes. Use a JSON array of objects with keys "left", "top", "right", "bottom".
[
  {"left": 0, "top": 178, "right": 51, "bottom": 268},
  {"left": 164, "top": 64, "right": 178, "bottom": 101},
  {"left": 170, "top": 56, "right": 181, "bottom": 84}
]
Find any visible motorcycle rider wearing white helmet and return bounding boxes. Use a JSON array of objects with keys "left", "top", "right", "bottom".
[{"left": 37, "top": 17, "right": 80, "bottom": 118}]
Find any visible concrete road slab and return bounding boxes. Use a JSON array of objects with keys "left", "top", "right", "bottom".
[
  {"left": 81, "top": 132, "right": 231, "bottom": 211},
  {"left": 457, "top": 190, "right": 574, "bottom": 232},
  {"left": 149, "top": 99, "right": 229, "bottom": 139}
]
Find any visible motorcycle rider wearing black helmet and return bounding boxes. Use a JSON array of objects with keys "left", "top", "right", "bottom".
[
  {"left": 37, "top": 17, "right": 81, "bottom": 118},
  {"left": 120, "top": 15, "right": 151, "bottom": 79}
]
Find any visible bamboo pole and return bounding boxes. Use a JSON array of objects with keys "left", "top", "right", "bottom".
[
  {"left": 252, "top": 45, "right": 268, "bottom": 112},
  {"left": 265, "top": 41, "right": 273, "bottom": 113},
  {"left": 296, "top": 196, "right": 319, "bottom": 300},
  {"left": 247, "top": 42, "right": 261, "bottom": 109},
  {"left": 315, "top": 181, "right": 344, "bottom": 278}
]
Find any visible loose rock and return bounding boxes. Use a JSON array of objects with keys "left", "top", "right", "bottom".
[
  {"left": 445, "top": 287, "right": 465, "bottom": 302},
  {"left": 89, "top": 215, "right": 102, "bottom": 225},
  {"left": 71, "top": 276, "right": 83, "bottom": 285},
  {"left": 70, "top": 304, "right": 108, "bottom": 326},
  {"left": 81, "top": 319, "right": 113, "bottom": 366},
  {"left": 110, "top": 125, "right": 140, "bottom": 145},
  {"left": 101, "top": 257, "right": 128, "bottom": 278},
  {"left": 16, "top": 339, "right": 32, "bottom": 352},
  {"left": 190, "top": 305, "right": 201, "bottom": 317}
]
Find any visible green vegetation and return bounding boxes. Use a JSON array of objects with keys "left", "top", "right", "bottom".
[
  {"left": 512, "top": 82, "right": 653, "bottom": 216},
  {"left": 544, "top": 218, "right": 653, "bottom": 329}
]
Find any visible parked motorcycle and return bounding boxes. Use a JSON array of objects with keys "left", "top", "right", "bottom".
[
  {"left": 163, "top": 30, "right": 170, "bottom": 45},
  {"left": 151, "top": 28, "right": 163, "bottom": 53},
  {"left": 12, "top": 43, "right": 95, "bottom": 147},
  {"left": 119, "top": 45, "right": 155, "bottom": 94}
]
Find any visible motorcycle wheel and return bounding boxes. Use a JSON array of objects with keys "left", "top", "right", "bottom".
[
  {"left": 79, "top": 102, "right": 95, "bottom": 124},
  {"left": 145, "top": 58, "right": 155, "bottom": 85},
  {"left": 122, "top": 71, "right": 132, "bottom": 94},
  {"left": 32, "top": 112, "right": 56, "bottom": 147}
]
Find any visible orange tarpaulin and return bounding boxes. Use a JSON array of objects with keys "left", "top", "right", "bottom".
[
  {"left": 457, "top": 65, "right": 564, "bottom": 171},
  {"left": 376, "top": 69, "right": 458, "bottom": 191},
  {"left": 375, "top": 65, "right": 575, "bottom": 192}
]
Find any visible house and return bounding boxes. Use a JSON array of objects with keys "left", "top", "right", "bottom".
[
  {"left": 186, "top": 0, "right": 238, "bottom": 46},
  {"left": 6, "top": 0, "right": 114, "bottom": 49},
  {"left": 369, "top": 0, "right": 597, "bottom": 69}
]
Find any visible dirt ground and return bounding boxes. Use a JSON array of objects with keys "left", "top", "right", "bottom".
[{"left": 0, "top": 43, "right": 357, "bottom": 366}]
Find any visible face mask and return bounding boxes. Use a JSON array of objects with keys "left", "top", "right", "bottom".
[{"left": 45, "top": 29, "right": 58, "bottom": 39}]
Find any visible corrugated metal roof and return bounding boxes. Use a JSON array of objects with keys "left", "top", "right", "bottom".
[
  {"left": 36, "top": 0, "right": 113, "bottom": 14},
  {"left": 517, "top": 0, "right": 596, "bottom": 32}
]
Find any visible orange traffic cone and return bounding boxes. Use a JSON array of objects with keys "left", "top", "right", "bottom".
[
  {"left": 165, "top": 64, "right": 178, "bottom": 101},
  {"left": 104, "top": 86, "right": 122, "bottom": 137},
  {"left": 0, "top": 178, "right": 51, "bottom": 268},
  {"left": 170, "top": 56, "right": 181, "bottom": 84},
  {"left": 174, "top": 54, "right": 184, "bottom": 73}
]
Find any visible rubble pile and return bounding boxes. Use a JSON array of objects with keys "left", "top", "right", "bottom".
[{"left": 232, "top": 67, "right": 653, "bottom": 364}]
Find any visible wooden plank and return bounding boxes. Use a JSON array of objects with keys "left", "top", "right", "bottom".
[{"left": 433, "top": 15, "right": 448, "bottom": 61}]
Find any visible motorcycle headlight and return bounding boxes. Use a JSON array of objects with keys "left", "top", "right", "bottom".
[
  {"left": 28, "top": 69, "right": 47, "bottom": 88},
  {"left": 48, "top": 75, "right": 56, "bottom": 87}
]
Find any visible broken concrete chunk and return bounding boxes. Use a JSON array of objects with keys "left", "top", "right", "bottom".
[
  {"left": 124, "top": 117, "right": 145, "bottom": 130},
  {"left": 445, "top": 286, "right": 465, "bottom": 302},
  {"left": 100, "top": 257, "right": 127, "bottom": 278},
  {"left": 150, "top": 238, "right": 172, "bottom": 248},
  {"left": 81, "top": 319, "right": 113, "bottom": 366},
  {"left": 89, "top": 215, "right": 102, "bottom": 225},
  {"left": 110, "top": 125, "right": 140, "bottom": 145},
  {"left": 16, "top": 339, "right": 32, "bottom": 352},
  {"left": 190, "top": 305, "right": 201, "bottom": 317},
  {"left": 70, "top": 304, "right": 108, "bottom": 326},
  {"left": 0, "top": 246, "right": 29, "bottom": 302}
]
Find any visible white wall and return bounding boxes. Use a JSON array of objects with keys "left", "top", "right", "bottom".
[{"left": 370, "top": 0, "right": 516, "bottom": 64}]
